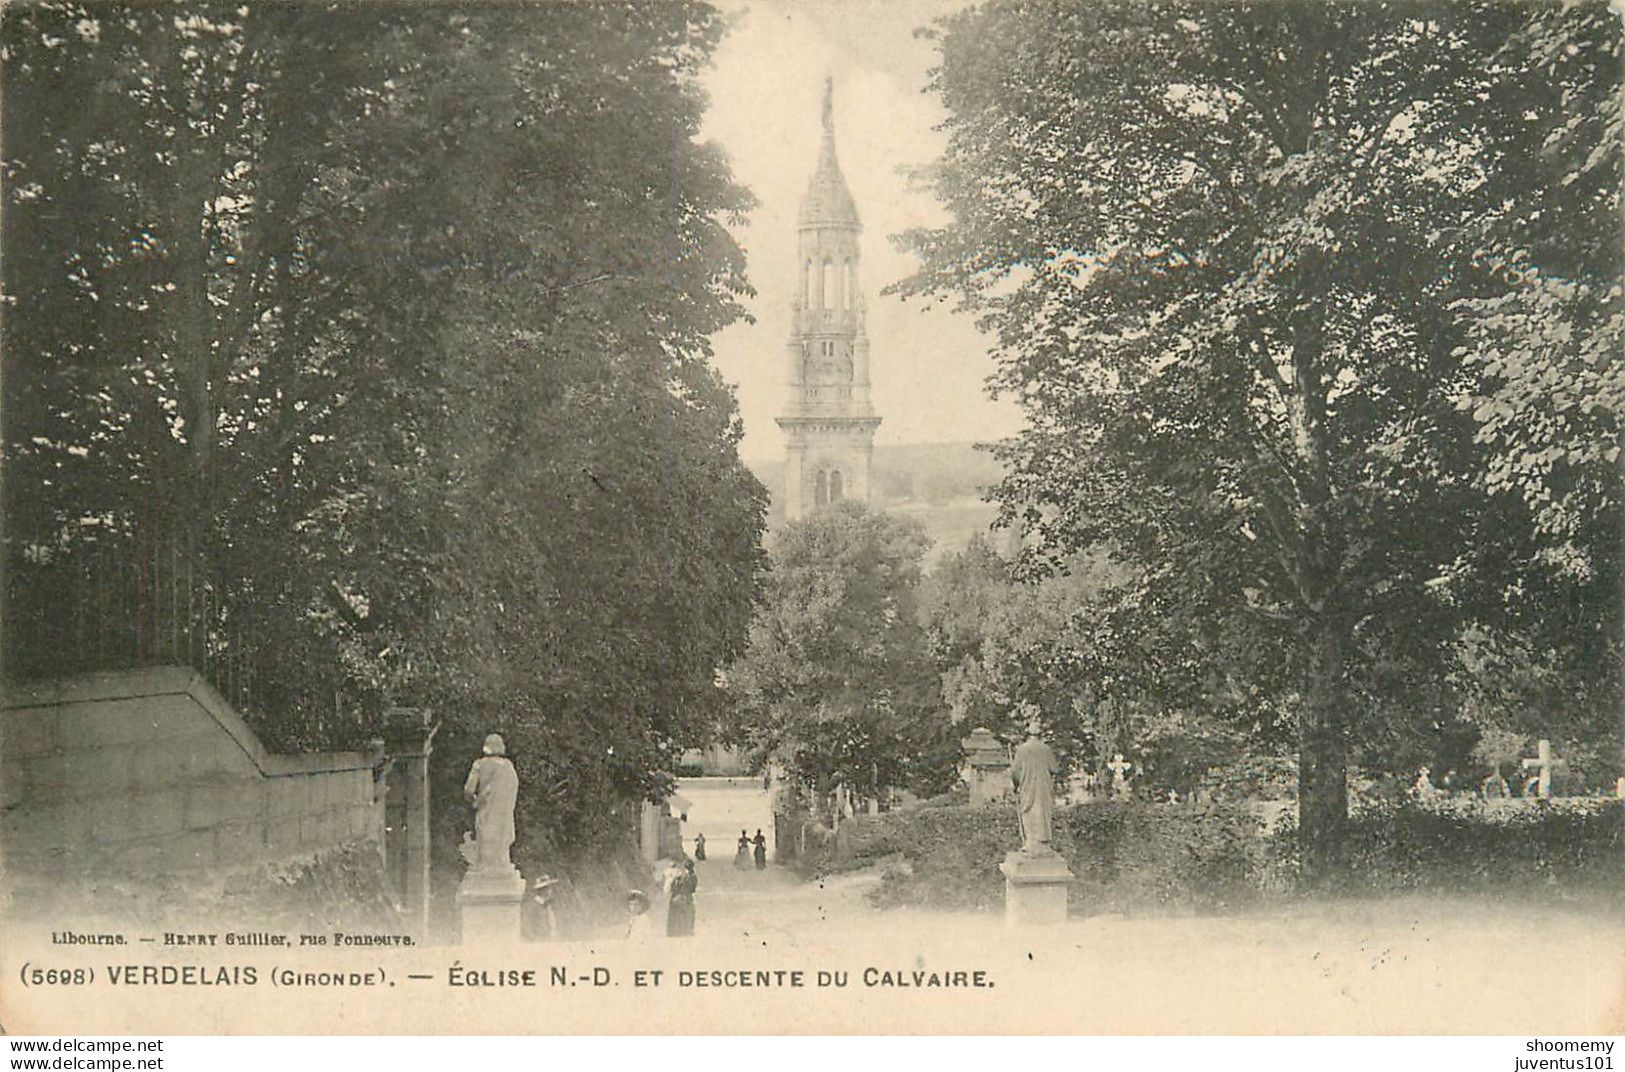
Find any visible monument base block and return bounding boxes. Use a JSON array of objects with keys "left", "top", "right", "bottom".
[
  {"left": 457, "top": 868, "right": 526, "bottom": 944},
  {"left": 1000, "top": 850, "right": 1074, "bottom": 926}
]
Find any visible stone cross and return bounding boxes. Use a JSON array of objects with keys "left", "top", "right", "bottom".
[
  {"left": 1520, "top": 739, "right": 1568, "bottom": 800},
  {"left": 1106, "top": 753, "right": 1134, "bottom": 798}
]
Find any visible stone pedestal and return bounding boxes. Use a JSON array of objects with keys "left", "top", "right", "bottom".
[
  {"left": 999, "top": 850, "right": 1074, "bottom": 926},
  {"left": 961, "top": 728, "right": 1013, "bottom": 806},
  {"left": 457, "top": 868, "right": 526, "bottom": 944}
]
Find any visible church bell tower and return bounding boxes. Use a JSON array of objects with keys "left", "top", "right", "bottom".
[{"left": 776, "top": 78, "right": 880, "bottom": 521}]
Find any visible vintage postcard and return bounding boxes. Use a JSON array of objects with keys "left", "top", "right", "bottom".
[{"left": 2, "top": 0, "right": 1620, "bottom": 1038}]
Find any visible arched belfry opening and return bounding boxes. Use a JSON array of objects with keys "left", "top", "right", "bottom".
[{"left": 776, "top": 76, "right": 880, "bottom": 522}]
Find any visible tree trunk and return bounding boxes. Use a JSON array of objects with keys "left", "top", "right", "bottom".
[
  {"left": 1297, "top": 614, "right": 1349, "bottom": 890},
  {"left": 171, "top": 135, "right": 214, "bottom": 543}
]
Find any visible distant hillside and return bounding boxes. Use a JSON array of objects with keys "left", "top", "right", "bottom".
[
  {"left": 869, "top": 442, "right": 1005, "bottom": 505},
  {"left": 745, "top": 442, "right": 1009, "bottom": 559}
]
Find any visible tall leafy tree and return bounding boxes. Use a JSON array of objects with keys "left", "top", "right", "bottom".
[
  {"left": 3, "top": 3, "right": 397, "bottom": 730},
  {"left": 726, "top": 503, "right": 948, "bottom": 808},
  {"left": 1447, "top": 3, "right": 1623, "bottom": 775},
  {"left": 3, "top": 2, "right": 767, "bottom": 858},
  {"left": 919, "top": 540, "right": 1284, "bottom": 791},
  {"left": 898, "top": 0, "right": 1619, "bottom": 884},
  {"left": 316, "top": 4, "right": 769, "bottom": 851}
]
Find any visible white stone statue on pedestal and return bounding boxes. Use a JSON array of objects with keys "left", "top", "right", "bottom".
[
  {"left": 1010, "top": 719, "right": 1058, "bottom": 856},
  {"left": 999, "top": 711, "right": 1075, "bottom": 926},
  {"left": 462, "top": 733, "right": 519, "bottom": 875},
  {"left": 457, "top": 733, "right": 525, "bottom": 944}
]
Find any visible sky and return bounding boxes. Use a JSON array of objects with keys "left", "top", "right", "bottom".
[{"left": 699, "top": 0, "right": 1022, "bottom": 462}]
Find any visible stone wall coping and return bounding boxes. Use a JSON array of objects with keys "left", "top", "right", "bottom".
[{"left": 4, "top": 667, "right": 383, "bottom": 776}]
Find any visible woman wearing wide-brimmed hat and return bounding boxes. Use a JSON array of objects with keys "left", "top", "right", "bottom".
[
  {"left": 625, "top": 890, "right": 653, "bottom": 943},
  {"left": 530, "top": 874, "right": 560, "bottom": 940}
]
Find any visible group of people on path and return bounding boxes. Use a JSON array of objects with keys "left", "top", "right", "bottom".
[
  {"left": 623, "top": 828, "right": 769, "bottom": 940},
  {"left": 735, "top": 828, "right": 767, "bottom": 870},
  {"left": 689, "top": 828, "right": 766, "bottom": 868}
]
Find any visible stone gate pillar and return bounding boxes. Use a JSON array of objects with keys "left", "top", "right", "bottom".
[{"left": 382, "top": 707, "right": 438, "bottom": 942}]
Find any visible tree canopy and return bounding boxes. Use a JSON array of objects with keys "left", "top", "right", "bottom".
[
  {"left": 725, "top": 503, "right": 953, "bottom": 807},
  {"left": 898, "top": 0, "right": 1621, "bottom": 884},
  {"left": 3, "top": 1, "right": 768, "bottom": 856}
]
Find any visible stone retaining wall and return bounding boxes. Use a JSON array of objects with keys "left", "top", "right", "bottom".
[{"left": 1, "top": 668, "right": 384, "bottom": 880}]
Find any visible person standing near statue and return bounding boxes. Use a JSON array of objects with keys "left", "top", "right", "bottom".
[
  {"left": 462, "top": 733, "right": 519, "bottom": 873},
  {"left": 1010, "top": 716, "right": 1059, "bottom": 855},
  {"left": 693, "top": 832, "right": 706, "bottom": 861},
  {"left": 666, "top": 858, "right": 698, "bottom": 937},
  {"left": 625, "top": 890, "right": 653, "bottom": 943},
  {"left": 530, "top": 874, "right": 560, "bottom": 940}
]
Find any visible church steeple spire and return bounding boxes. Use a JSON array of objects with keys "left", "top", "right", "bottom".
[
  {"left": 799, "top": 77, "right": 860, "bottom": 229},
  {"left": 777, "top": 77, "right": 880, "bottom": 522}
]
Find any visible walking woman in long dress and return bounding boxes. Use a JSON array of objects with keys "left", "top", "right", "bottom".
[
  {"left": 666, "top": 858, "right": 697, "bottom": 937},
  {"left": 734, "top": 830, "right": 751, "bottom": 868}
]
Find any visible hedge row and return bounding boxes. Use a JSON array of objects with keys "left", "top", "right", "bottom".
[
  {"left": 1311, "top": 799, "right": 1624, "bottom": 895},
  {"left": 813, "top": 798, "right": 1622, "bottom": 914}
]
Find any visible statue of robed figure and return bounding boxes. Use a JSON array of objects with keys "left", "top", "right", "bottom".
[
  {"left": 462, "top": 733, "right": 519, "bottom": 874},
  {"left": 1010, "top": 724, "right": 1058, "bottom": 855}
]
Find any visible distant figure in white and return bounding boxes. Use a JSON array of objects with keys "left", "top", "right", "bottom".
[
  {"left": 1010, "top": 716, "right": 1058, "bottom": 856},
  {"left": 462, "top": 733, "right": 519, "bottom": 873}
]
